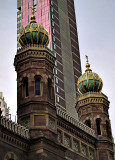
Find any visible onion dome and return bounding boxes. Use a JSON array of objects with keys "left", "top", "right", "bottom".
[
  {"left": 77, "top": 56, "right": 103, "bottom": 94},
  {"left": 18, "top": 7, "right": 49, "bottom": 47}
]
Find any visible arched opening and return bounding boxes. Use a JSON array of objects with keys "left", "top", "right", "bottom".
[
  {"left": 48, "top": 78, "right": 52, "bottom": 99},
  {"left": 22, "top": 77, "right": 28, "bottom": 98},
  {"left": 106, "top": 120, "right": 111, "bottom": 138},
  {"left": 85, "top": 120, "right": 91, "bottom": 128},
  {"left": 35, "top": 77, "right": 41, "bottom": 96},
  {"left": 96, "top": 118, "right": 101, "bottom": 135}
]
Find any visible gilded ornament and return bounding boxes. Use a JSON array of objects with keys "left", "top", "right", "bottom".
[
  {"left": 77, "top": 56, "right": 103, "bottom": 94},
  {"left": 18, "top": 6, "right": 49, "bottom": 48}
]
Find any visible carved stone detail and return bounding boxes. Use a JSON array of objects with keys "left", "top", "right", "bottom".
[
  {"left": 56, "top": 107, "right": 96, "bottom": 137},
  {"left": 81, "top": 144, "right": 87, "bottom": 156},
  {"left": 64, "top": 134, "right": 70, "bottom": 147},
  {"left": 89, "top": 148, "right": 94, "bottom": 160},
  {"left": 73, "top": 140, "right": 79, "bottom": 152},
  {"left": 0, "top": 116, "right": 29, "bottom": 139},
  {"left": 49, "top": 117, "right": 55, "bottom": 130}
]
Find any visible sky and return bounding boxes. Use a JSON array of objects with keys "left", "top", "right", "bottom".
[{"left": 0, "top": 1, "right": 115, "bottom": 139}]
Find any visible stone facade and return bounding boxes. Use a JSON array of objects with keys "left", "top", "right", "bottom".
[{"left": 0, "top": 44, "right": 114, "bottom": 160}]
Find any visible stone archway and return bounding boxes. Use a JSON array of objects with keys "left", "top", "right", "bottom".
[{"left": 4, "top": 152, "right": 18, "bottom": 160}]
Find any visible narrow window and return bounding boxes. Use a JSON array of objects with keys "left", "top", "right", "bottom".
[
  {"left": 28, "top": 15, "right": 29, "bottom": 23},
  {"left": 52, "top": 14, "right": 54, "bottom": 19},
  {"left": 85, "top": 120, "right": 91, "bottom": 128},
  {"left": 57, "top": 96, "right": 59, "bottom": 102},
  {"left": 56, "top": 86, "right": 59, "bottom": 93},
  {"left": 53, "top": 44, "right": 56, "bottom": 49},
  {"left": 53, "top": 36, "right": 55, "bottom": 42},
  {"left": 33, "top": 0, "right": 37, "bottom": 6},
  {"left": 54, "top": 52, "right": 56, "bottom": 57},
  {"left": 35, "top": 78, "right": 41, "bottom": 96},
  {"left": 23, "top": 78, "right": 28, "bottom": 98},
  {"left": 51, "top": 7, "right": 53, "bottom": 12},
  {"left": 41, "top": 9, "right": 42, "bottom": 16},
  {"left": 55, "top": 69, "right": 58, "bottom": 75},
  {"left": 55, "top": 60, "right": 57, "bottom": 66},
  {"left": 96, "top": 118, "right": 101, "bottom": 135},
  {"left": 48, "top": 78, "right": 52, "bottom": 99},
  {"left": 51, "top": 0, "right": 53, "bottom": 5},
  {"left": 53, "top": 28, "right": 55, "bottom": 34},
  {"left": 52, "top": 21, "right": 55, "bottom": 26},
  {"left": 56, "top": 77, "right": 58, "bottom": 84}
]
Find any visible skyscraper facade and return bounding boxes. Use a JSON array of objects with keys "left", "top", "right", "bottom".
[{"left": 17, "top": 0, "right": 82, "bottom": 117}]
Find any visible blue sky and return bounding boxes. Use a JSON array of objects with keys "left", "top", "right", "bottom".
[{"left": 0, "top": 1, "right": 115, "bottom": 139}]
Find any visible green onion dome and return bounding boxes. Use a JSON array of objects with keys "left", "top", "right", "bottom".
[
  {"left": 77, "top": 56, "right": 103, "bottom": 94},
  {"left": 18, "top": 7, "right": 49, "bottom": 47}
]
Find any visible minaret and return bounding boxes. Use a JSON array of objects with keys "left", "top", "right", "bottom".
[
  {"left": 14, "top": 7, "right": 57, "bottom": 140},
  {"left": 76, "top": 56, "right": 114, "bottom": 160}
]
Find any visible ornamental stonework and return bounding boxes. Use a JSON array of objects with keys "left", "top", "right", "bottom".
[
  {"left": 73, "top": 140, "right": 79, "bottom": 152},
  {"left": 64, "top": 135, "right": 71, "bottom": 148},
  {"left": 57, "top": 130, "right": 62, "bottom": 143},
  {"left": 49, "top": 117, "right": 55, "bottom": 130},
  {"left": 81, "top": 144, "right": 87, "bottom": 156},
  {"left": 89, "top": 148, "right": 94, "bottom": 160}
]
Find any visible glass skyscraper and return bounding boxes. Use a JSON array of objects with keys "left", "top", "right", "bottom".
[{"left": 17, "top": 0, "right": 82, "bottom": 118}]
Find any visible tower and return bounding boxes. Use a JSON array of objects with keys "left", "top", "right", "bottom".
[
  {"left": 17, "top": 0, "right": 82, "bottom": 117},
  {"left": 76, "top": 56, "right": 114, "bottom": 160},
  {"left": 14, "top": 8, "right": 57, "bottom": 140}
]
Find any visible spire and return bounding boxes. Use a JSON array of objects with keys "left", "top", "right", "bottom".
[
  {"left": 85, "top": 55, "right": 92, "bottom": 72},
  {"left": 30, "top": 6, "right": 36, "bottom": 24}
]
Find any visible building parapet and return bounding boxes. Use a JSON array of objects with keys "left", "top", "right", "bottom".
[
  {"left": 77, "top": 92, "right": 108, "bottom": 100},
  {"left": 17, "top": 44, "right": 54, "bottom": 55},
  {"left": 56, "top": 107, "right": 96, "bottom": 138},
  {"left": 0, "top": 116, "right": 29, "bottom": 139}
]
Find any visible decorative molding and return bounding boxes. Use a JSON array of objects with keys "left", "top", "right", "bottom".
[
  {"left": 0, "top": 116, "right": 29, "bottom": 139},
  {"left": 56, "top": 107, "right": 96, "bottom": 138},
  {"left": 15, "top": 44, "right": 55, "bottom": 68},
  {"left": 64, "top": 134, "right": 71, "bottom": 147},
  {"left": 81, "top": 144, "right": 87, "bottom": 156},
  {"left": 89, "top": 148, "right": 95, "bottom": 160},
  {"left": 49, "top": 117, "right": 55, "bottom": 130},
  {"left": 1, "top": 133, "right": 29, "bottom": 151}
]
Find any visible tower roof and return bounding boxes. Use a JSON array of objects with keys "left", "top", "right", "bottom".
[
  {"left": 18, "top": 6, "right": 49, "bottom": 47},
  {"left": 77, "top": 56, "right": 103, "bottom": 94}
]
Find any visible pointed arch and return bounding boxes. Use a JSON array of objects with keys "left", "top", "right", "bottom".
[
  {"left": 85, "top": 119, "right": 91, "bottom": 128},
  {"left": 22, "top": 77, "right": 28, "bottom": 98},
  {"left": 96, "top": 118, "right": 101, "bottom": 135},
  {"left": 35, "top": 76, "right": 41, "bottom": 96},
  {"left": 48, "top": 78, "right": 52, "bottom": 99}
]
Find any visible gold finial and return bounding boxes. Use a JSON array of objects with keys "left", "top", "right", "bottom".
[
  {"left": 86, "top": 55, "right": 88, "bottom": 63},
  {"left": 85, "top": 55, "right": 92, "bottom": 72},
  {"left": 30, "top": 6, "right": 36, "bottom": 24},
  {"left": 31, "top": 6, "right": 36, "bottom": 15}
]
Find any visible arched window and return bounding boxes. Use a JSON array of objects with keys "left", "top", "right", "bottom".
[
  {"left": 96, "top": 118, "right": 101, "bottom": 135},
  {"left": 23, "top": 77, "right": 28, "bottom": 98},
  {"left": 35, "top": 77, "right": 41, "bottom": 96},
  {"left": 48, "top": 78, "right": 52, "bottom": 99},
  {"left": 106, "top": 120, "right": 111, "bottom": 138},
  {"left": 85, "top": 120, "right": 91, "bottom": 128}
]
